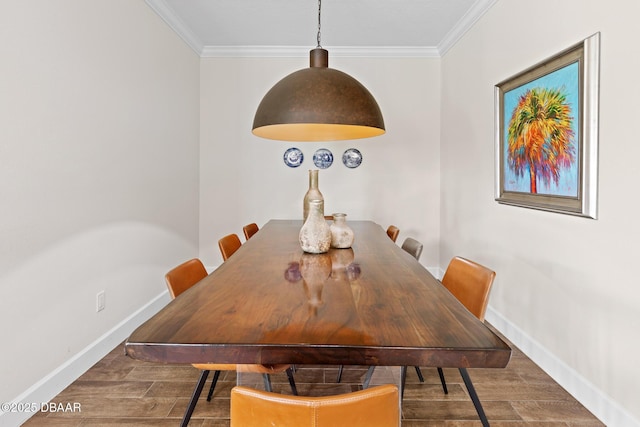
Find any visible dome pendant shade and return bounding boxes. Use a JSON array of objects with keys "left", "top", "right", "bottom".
[{"left": 252, "top": 48, "right": 385, "bottom": 141}]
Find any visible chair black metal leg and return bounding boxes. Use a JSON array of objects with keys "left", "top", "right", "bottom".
[
  {"left": 206, "top": 370, "right": 221, "bottom": 402},
  {"left": 459, "top": 368, "right": 489, "bottom": 427},
  {"left": 437, "top": 367, "right": 448, "bottom": 394},
  {"left": 181, "top": 370, "right": 209, "bottom": 427},
  {"left": 362, "top": 366, "right": 376, "bottom": 389},
  {"left": 286, "top": 367, "right": 298, "bottom": 395},
  {"left": 263, "top": 374, "right": 272, "bottom": 392},
  {"left": 336, "top": 365, "right": 344, "bottom": 382},
  {"left": 400, "top": 366, "right": 407, "bottom": 401},
  {"left": 414, "top": 366, "right": 425, "bottom": 382}
]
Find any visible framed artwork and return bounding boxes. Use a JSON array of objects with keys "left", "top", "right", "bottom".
[{"left": 495, "top": 33, "right": 600, "bottom": 218}]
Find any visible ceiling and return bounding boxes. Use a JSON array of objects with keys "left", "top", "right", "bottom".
[{"left": 145, "top": 0, "right": 496, "bottom": 57}]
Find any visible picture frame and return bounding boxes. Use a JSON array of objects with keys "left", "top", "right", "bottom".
[{"left": 494, "top": 32, "right": 600, "bottom": 219}]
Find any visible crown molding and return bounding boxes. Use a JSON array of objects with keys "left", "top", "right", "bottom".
[
  {"left": 200, "top": 45, "right": 440, "bottom": 58},
  {"left": 145, "top": 0, "right": 204, "bottom": 54},
  {"left": 438, "top": 0, "right": 497, "bottom": 55},
  {"left": 146, "top": 0, "right": 495, "bottom": 58}
]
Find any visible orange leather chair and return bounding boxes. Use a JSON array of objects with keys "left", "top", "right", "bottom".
[
  {"left": 218, "top": 233, "right": 242, "bottom": 261},
  {"left": 441, "top": 256, "right": 495, "bottom": 321},
  {"left": 386, "top": 225, "right": 399, "bottom": 242},
  {"left": 243, "top": 223, "right": 259, "bottom": 240},
  {"left": 419, "top": 256, "right": 496, "bottom": 394},
  {"left": 165, "top": 258, "right": 297, "bottom": 427},
  {"left": 230, "top": 384, "right": 399, "bottom": 427}
]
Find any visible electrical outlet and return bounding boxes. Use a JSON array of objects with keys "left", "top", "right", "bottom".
[{"left": 96, "top": 291, "right": 106, "bottom": 312}]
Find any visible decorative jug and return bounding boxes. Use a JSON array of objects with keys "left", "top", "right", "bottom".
[
  {"left": 299, "top": 199, "right": 331, "bottom": 254},
  {"left": 330, "top": 213, "right": 355, "bottom": 249}
]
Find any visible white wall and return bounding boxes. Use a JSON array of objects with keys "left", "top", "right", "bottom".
[
  {"left": 4, "top": 0, "right": 637, "bottom": 425},
  {"left": 199, "top": 56, "right": 441, "bottom": 270},
  {"left": 440, "top": 0, "right": 640, "bottom": 424},
  {"left": 0, "top": 0, "right": 200, "bottom": 410}
]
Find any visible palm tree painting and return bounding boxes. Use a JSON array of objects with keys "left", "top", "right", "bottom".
[{"left": 502, "top": 62, "right": 579, "bottom": 197}]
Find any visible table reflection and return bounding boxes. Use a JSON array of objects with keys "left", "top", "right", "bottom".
[{"left": 284, "top": 248, "right": 362, "bottom": 316}]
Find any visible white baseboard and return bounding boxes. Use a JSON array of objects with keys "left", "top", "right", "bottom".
[
  {"left": 426, "top": 266, "right": 444, "bottom": 280},
  {"left": 0, "top": 291, "right": 170, "bottom": 427},
  {"left": 486, "top": 306, "right": 639, "bottom": 427}
]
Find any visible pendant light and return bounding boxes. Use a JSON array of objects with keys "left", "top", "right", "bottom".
[{"left": 252, "top": 0, "right": 385, "bottom": 141}]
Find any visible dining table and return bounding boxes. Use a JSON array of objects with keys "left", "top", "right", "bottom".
[{"left": 125, "top": 219, "right": 511, "bottom": 426}]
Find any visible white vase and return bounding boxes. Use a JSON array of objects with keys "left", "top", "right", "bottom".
[
  {"left": 330, "top": 213, "right": 354, "bottom": 249},
  {"left": 299, "top": 199, "right": 331, "bottom": 254}
]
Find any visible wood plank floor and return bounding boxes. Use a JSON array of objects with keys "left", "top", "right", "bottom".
[{"left": 22, "top": 325, "right": 604, "bottom": 426}]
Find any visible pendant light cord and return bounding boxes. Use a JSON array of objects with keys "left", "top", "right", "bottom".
[{"left": 316, "top": 0, "right": 322, "bottom": 48}]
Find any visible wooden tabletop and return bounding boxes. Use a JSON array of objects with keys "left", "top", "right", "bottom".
[{"left": 125, "top": 220, "right": 511, "bottom": 369}]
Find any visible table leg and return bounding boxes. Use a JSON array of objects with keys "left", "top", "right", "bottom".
[
  {"left": 459, "top": 368, "right": 489, "bottom": 427},
  {"left": 362, "top": 366, "right": 376, "bottom": 389}
]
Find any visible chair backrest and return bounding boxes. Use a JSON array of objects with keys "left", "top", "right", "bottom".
[
  {"left": 401, "top": 237, "right": 423, "bottom": 261},
  {"left": 441, "top": 256, "right": 496, "bottom": 322},
  {"left": 386, "top": 225, "right": 399, "bottom": 243},
  {"left": 165, "top": 258, "right": 208, "bottom": 299},
  {"left": 218, "top": 233, "right": 242, "bottom": 261},
  {"left": 243, "top": 223, "right": 259, "bottom": 240},
  {"left": 230, "top": 384, "right": 399, "bottom": 427}
]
